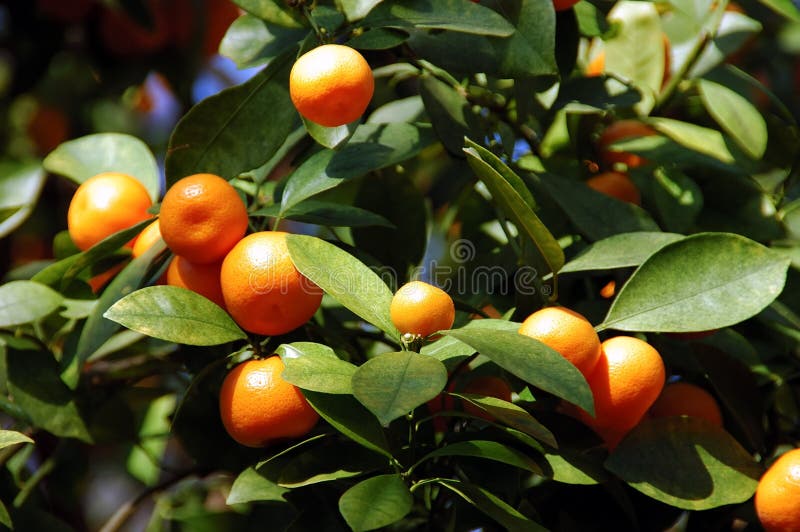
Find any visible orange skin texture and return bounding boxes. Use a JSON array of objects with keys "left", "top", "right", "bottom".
[
  {"left": 586, "top": 171, "right": 642, "bottom": 205},
  {"left": 578, "top": 337, "right": 665, "bottom": 447},
  {"left": 649, "top": 382, "right": 723, "bottom": 427},
  {"left": 289, "top": 44, "right": 375, "bottom": 127},
  {"left": 553, "top": 0, "right": 581, "bottom": 11},
  {"left": 586, "top": 49, "right": 605, "bottom": 77},
  {"left": 600, "top": 280, "right": 616, "bottom": 299},
  {"left": 99, "top": 0, "right": 170, "bottom": 57},
  {"left": 167, "top": 255, "right": 226, "bottom": 309},
  {"left": 67, "top": 172, "right": 153, "bottom": 251},
  {"left": 219, "top": 357, "right": 319, "bottom": 447},
  {"left": 518, "top": 307, "right": 602, "bottom": 379},
  {"left": 462, "top": 376, "right": 513, "bottom": 420},
  {"left": 220, "top": 231, "right": 323, "bottom": 336},
  {"left": 159, "top": 173, "right": 248, "bottom": 264},
  {"left": 390, "top": 281, "right": 456, "bottom": 338},
  {"left": 755, "top": 448, "right": 800, "bottom": 532},
  {"left": 132, "top": 219, "right": 162, "bottom": 258},
  {"left": 597, "top": 120, "right": 658, "bottom": 170}
]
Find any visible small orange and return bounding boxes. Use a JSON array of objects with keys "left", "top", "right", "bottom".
[
  {"left": 649, "top": 382, "right": 723, "bottom": 426},
  {"left": 462, "top": 376, "right": 513, "bottom": 420},
  {"left": 518, "top": 307, "right": 601, "bottom": 379},
  {"left": 586, "top": 49, "right": 606, "bottom": 77},
  {"left": 166, "top": 255, "right": 226, "bottom": 309},
  {"left": 220, "top": 231, "right": 323, "bottom": 336},
  {"left": 600, "top": 280, "right": 616, "bottom": 299},
  {"left": 597, "top": 120, "right": 658, "bottom": 170},
  {"left": 67, "top": 172, "right": 153, "bottom": 251},
  {"left": 578, "top": 336, "right": 665, "bottom": 446},
  {"left": 289, "top": 44, "right": 374, "bottom": 127},
  {"left": 159, "top": 173, "right": 248, "bottom": 264},
  {"left": 132, "top": 219, "right": 163, "bottom": 258},
  {"left": 755, "top": 448, "right": 800, "bottom": 532},
  {"left": 390, "top": 281, "right": 456, "bottom": 338},
  {"left": 586, "top": 171, "right": 641, "bottom": 205},
  {"left": 219, "top": 356, "right": 319, "bottom": 447}
]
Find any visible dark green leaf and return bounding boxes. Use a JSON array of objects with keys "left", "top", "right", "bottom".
[
  {"left": 232, "top": 0, "right": 305, "bottom": 27},
  {"left": 652, "top": 168, "right": 704, "bottom": 234},
  {"left": 255, "top": 200, "right": 393, "bottom": 228},
  {"left": 364, "top": 0, "right": 515, "bottom": 36},
  {"left": 574, "top": 1, "right": 611, "bottom": 37},
  {"left": 220, "top": 14, "right": 306, "bottom": 68},
  {"left": 0, "top": 499, "right": 9, "bottom": 529},
  {"left": 756, "top": 0, "right": 800, "bottom": 21},
  {"left": 541, "top": 449, "right": 608, "bottom": 485},
  {"left": 698, "top": 79, "right": 767, "bottom": 160},
  {"left": 0, "top": 429, "right": 33, "bottom": 449},
  {"left": 0, "top": 162, "right": 46, "bottom": 238},
  {"left": 560, "top": 232, "right": 684, "bottom": 274},
  {"left": 278, "top": 443, "right": 388, "bottom": 488},
  {"left": 347, "top": 28, "right": 409, "bottom": 50},
  {"left": 415, "top": 440, "right": 542, "bottom": 474},
  {"left": 278, "top": 342, "right": 358, "bottom": 394},
  {"left": 227, "top": 467, "right": 289, "bottom": 504},
  {"left": 436, "top": 479, "right": 546, "bottom": 532},
  {"left": 352, "top": 351, "right": 447, "bottom": 426},
  {"left": 419, "top": 74, "right": 474, "bottom": 155},
  {"left": 0, "top": 281, "right": 63, "bottom": 327},
  {"left": 452, "top": 393, "right": 556, "bottom": 447},
  {"left": 422, "top": 319, "right": 519, "bottom": 368},
  {"left": 601, "top": 233, "right": 791, "bottom": 332},
  {"left": 339, "top": 474, "right": 412, "bottom": 532},
  {"left": 605, "top": 417, "right": 761, "bottom": 510}
]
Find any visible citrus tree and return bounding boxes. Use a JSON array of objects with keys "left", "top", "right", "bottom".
[{"left": 1, "top": 0, "right": 800, "bottom": 530}]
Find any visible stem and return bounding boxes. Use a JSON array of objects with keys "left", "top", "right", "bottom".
[
  {"left": 13, "top": 455, "right": 56, "bottom": 508},
  {"left": 302, "top": 4, "right": 327, "bottom": 43}
]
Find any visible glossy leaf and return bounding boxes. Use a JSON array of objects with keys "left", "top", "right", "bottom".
[
  {"left": 351, "top": 351, "right": 447, "bottom": 426},
  {"left": 220, "top": 14, "right": 306, "bottom": 68},
  {"left": 0, "top": 281, "right": 63, "bottom": 327},
  {"left": 254, "top": 200, "right": 393, "bottom": 228},
  {"left": 436, "top": 479, "right": 546, "bottom": 532},
  {"left": 232, "top": 0, "right": 305, "bottom": 27},
  {"left": 279, "top": 342, "right": 358, "bottom": 394},
  {"left": 606, "top": 417, "right": 761, "bottom": 510},
  {"left": 452, "top": 393, "right": 557, "bottom": 447},
  {"left": 364, "top": 0, "right": 515, "bottom": 36},
  {"left": 698, "top": 79, "right": 767, "bottom": 160},
  {"left": 416, "top": 440, "right": 542, "bottom": 475},
  {"left": 601, "top": 233, "right": 791, "bottom": 332},
  {"left": 0, "top": 430, "right": 33, "bottom": 449},
  {"left": 648, "top": 117, "right": 742, "bottom": 164},
  {"left": 541, "top": 449, "right": 608, "bottom": 485},
  {"left": 340, "top": 0, "right": 382, "bottom": 21},
  {"left": 652, "top": 168, "right": 704, "bottom": 234},
  {"left": 227, "top": 467, "right": 289, "bottom": 504},
  {"left": 279, "top": 443, "right": 387, "bottom": 488},
  {"left": 339, "top": 474, "right": 413, "bottom": 532},
  {"left": 422, "top": 319, "right": 519, "bottom": 368},
  {"left": 0, "top": 162, "right": 46, "bottom": 238},
  {"left": 560, "top": 232, "right": 684, "bottom": 274},
  {"left": 302, "top": 116, "right": 359, "bottom": 149}
]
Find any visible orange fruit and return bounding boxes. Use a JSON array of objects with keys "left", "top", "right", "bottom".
[
  {"left": 67, "top": 172, "right": 153, "bottom": 251},
  {"left": 220, "top": 231, "right": 323, "bottom": 336},
  {"left": 390, "top": 281, "right": 456, "bottom": 338},
  {"left": 578, "top": 336, "right": 665, "bottom": 447},
  {"left": 597, "top": 120, "right": 658, "bottom": 170},
  {"left": 289, "top": 44, "right": 374, "bottom": 127},
  {"left": 219, "top": 356, "right": 319, "bottom": 447},
  {"left": 518, "top": 307, "right": 601, "bottom": 379},
  {"left": 586, "top": 49, "right": 606, "bottom": 77},
  {"left": 462, "top": 376, "right": 513, "bottom": 420},
  {"left": 131, "top": 219, "right": 162, "bottom": 258},
  {"left": 553, "top": 0, "right": 581, "bottom": 11},
  {"left": 586, "top": 171, "right": 641, "bottom": 205},
  {"left": 755, "top": 448, "right": 800, "bottom": 532},
  {"left": 166, "top": 255, "right": 226, "bottom": 309},
  {"left": 88, "top": 262, "right": 126, "bottom": 293},
  {"left": 649, "top": 381, "right": 723, "bottom": 426},
  {"left": 99, "top": 0, "right": 170, "bottom": 57},
  {"left": 600, "top": 280, "right": 616, "bottom": 299},
  {"left": 159, "top": 173, "right": 248, "bottom": 264}
]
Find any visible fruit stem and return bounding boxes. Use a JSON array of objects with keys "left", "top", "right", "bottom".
[{"left": 302, "top": 4, "right": 328, "bottom": 44}]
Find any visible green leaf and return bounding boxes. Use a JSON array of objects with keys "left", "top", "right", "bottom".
[
  {"left": 698, "top": 79, "right": 767, "bottom": 160},
  {"left": 255, "top": 200, "right": 393, "bottom": 228},
  {"left": 232, "top": 0, "right": 305, "bottom": 28},
  {"left": 0, "top": 161, "right": 46, "bottom": 238},
  {"left": 302, "top": 116, "right": 359, "bottom": 149},
  {"left": 278, "top": 342, "right": 358, "bottom": 394},
  {"left": 347, "top": 28, "right": 409, "bottom": 50},
  {"left": 352, "top": 351, "right": 447, "bottom": 426},
  {"left": 364, "top": 0, "right": 515, "bottom": 36},
  {"left": 0, "top": 281, "right": 63, "bottom": 327},
  {"left": 339, "top": 474, "right": 412, "bottom": 532},
  {"left": 220, "top": 14, "right": 306, "bottom": 68},
  {"left": 104, "top": 286, "right": 246, "bottom": 346},
  {"left": 340, "top": 0, "right": 382, "bottom": 21},
  {"left": 227, "top": 467, "right": 289, "bottom": 504},
  {"left": 605, "top": 417, "right": 761, "bottom": 510},
  {"left": 303, "top": 391, "right": 392, "bottom": 459},
  {"left": 560, "top": 232, "right": 684, "bottom": 274},
  {"left": 452, "top": 393, "right": 556, "bottom": 447},
  {"left": 165, "top": 51, "right": 296, "bottom": 187},
  {"left": 465, "top": 140, "right": 564, "bottom": 275},
  {"left": 756, "top": 0, "right": 800, "bottom": 21},
  {"left": 652, "top": 167, "right": 704, "bottom": 234},
  {"left": 601, "top": 233, "right": 791, "bottom": 332},
  {"left": 286, "top": 234, "right": 398, "bottom": 337},
  {"left": 126, "top": 394, "right": 175, "bottom": 486},
  {"left": 540, "top": 449, "right": 608, "bottom": 485},
  {"left": 415, "top": 440, "right": 542, "bottom": 475},
  {"left": 648, "top": 117, "right": 742, "bottom": 165},
  {"left": 0, "top": 499, "right": 9, "bottom": 529},
  {"left": 422, "top": 319, "right": 519, "bottom": 368},
  {"left": 278, "top": 443, "right": 388, "bottom": 488},
  {"left": 0, "top": 429, "right": 33, "bottom": 449},
  {"left": 418, "top": 74, "right": 474, "bottom": 155},
  {"left": 42, "top": 133, "right": 160, "bottom": 201},
  {"left": 435, "top": 479, "right": 546, "bottom": 532},
  {"left": 443, "top": 328, "right": 595, "bottom": 415}
]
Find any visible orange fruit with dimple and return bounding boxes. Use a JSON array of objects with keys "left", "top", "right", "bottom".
[
  {"left": 390, "top": 281, "right": 456, "bottom": 338},
  {"left": 289, "top": 44, "right": 374, "bottom": 127},
  {"left": 167, "top": 256, "right": 226, "bottom": 309},
  {"left": 219, "top": 356, "right": 319, "bottom": 447},
  {"left": 755, "top": 448, "right": 800, "bottom": 532},
  {"left": 586, "top": 171, "right": 641, "bottom": 205},
  {"left": 220, "top": 231, "right": 323, "bottom": 336},
  {"left": 597, "top": 120, "right": 658, "bottom": 170},
  {"left": 67, "top": 172, "right": 153, "bottom": 251},
  {"left": 518, "top": 307, "right": 602, "bottom": 379},
  {"left": 649, "top": 381, "right": 723, "bottom": 426},
  {"left": 159, "top": 173, "right": 249, "bottom": 264}
]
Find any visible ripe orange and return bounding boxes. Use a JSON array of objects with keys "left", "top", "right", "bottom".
[
  {"left": 289, "top": 44, "right": 374, "bottom": 127},
  {"left": 88, "top": 262, "right": 126, "bottom": 293},
  {"left": 166, "top": 255, "right": 226, "bottom": 309},
  {"left": 586, "top": 171, "right": 641, "bottom": 205},
  {"left": 649, "top": 381, "right": 723, "bottom": 426},
  {"left": 390, "top": 281, "right": 456, "bottom": 338},
  {"left": 462, "top": 376, "right": 513, "bottom": 420},
  {"left": 219, "top": 356, "right": 319, "bottom": 447},
  {"left": 755, "top": 448, "right": 800, "bottom": 532},
  {"left": 586, "top": 49, "right": 606, "bottom": 77},
  {"left": 597, "top": 120, "right": 658, "bottom": 170},
  {"left": 67, "top": 172, "right": 153, "bottom": 251},
  {"left": 553, "top": 0, "right": 581, "bottom": 11},
  {"left": 159, "top": 173, "right": 248, "bottom": 264},
  {"left": 600, "top": 280, "right": 616, "bottom": 299},
  {"left": 220, "top": 231, "right": 323, "bottom": 336},
  {"left": 518, "top": 307, "right": 601, "bottom": 379},
  {"left": 578, "top": 336, "right": 665, "bottom": 447},
  {"left": 131, "top": 219, "right": 162, "bottom": 258}
]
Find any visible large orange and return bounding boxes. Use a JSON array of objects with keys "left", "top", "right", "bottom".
[
  {"left": 649, "top": 381, "right": 723, "bottom": 426},
  {"left": 390, "top": 281, "right": 456, "bottom": 339},
  {"left": 597, "top": 120, "right": 658, "bottom": 170},
  {"left": 755, "top": 448, "right": 800, "bottom": 532},
  {"left": 166, "top": 255, "right": 226, "bottom": 309},
  {"left": 219, "top": 356, "right": 319, "bottom": 447},
  {"left": 220, "top": 231, "right": 322, "bottom": 336},
  {"left": 289, "top": 44, "right": 374, "bottom": 127},
  {"left": 131, "top": 219, "right": 162, "bottom": 258},
  {"left": 578, "top": 336, "right": 665, "bottom": 447},
  {"left": 67, "top": 172, "right": 153, "bottom": 251},
  {"left": 518, "top": 307, "right": 601, "bottom": 379},
  {"left": 586, "top": 171, "right": 641, "bottom": 205},
  {"left": 159, "top": 173, "right": 248, "bottom": 264}
]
